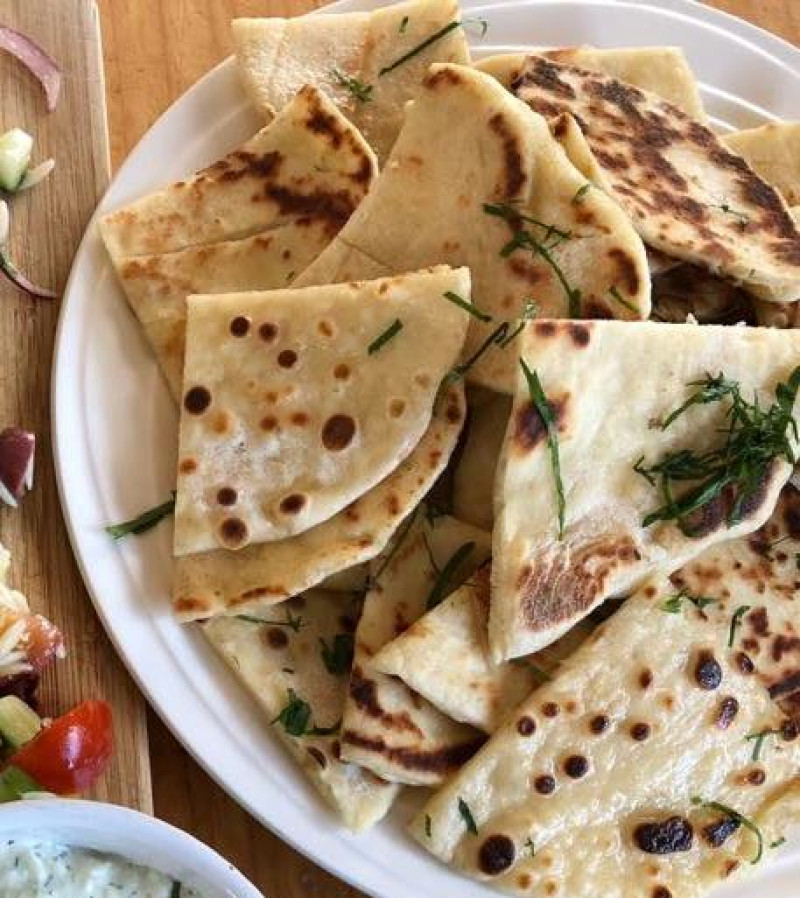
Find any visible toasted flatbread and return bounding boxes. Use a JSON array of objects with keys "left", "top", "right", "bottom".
[
  {"left": 172, "top": 382, "right": 466, "bottom": 620},
  {"left": 374, "top": 566, "right": 594, "bottom": 732},
  {"left": 174, "top": 267, "right": 471, "bottom": 556},
  {"left": 411, "top": 488, "right": 800, "bottom": 896},
  {"left": 452, "top": 389, "right": 511, "bottom": 530},
  {"left": 492, "top": 320, "right": 800, "bottom": 660},
  {"left": 723, "top": 123, "right": 800, "bottom": 206},
  {"left": 478, "top": 46, "right": 705, "bottom": 119},
  {"left": 100, "top": 86, "right": 378, "bottom": 396},
  {"left": 203, "top": 590, "right": 398, "bottom": 831},
  {"left": 512, "top": 56, "right": 800, "bottom": 304},
  {"left": 298, "top": 63, "right": 650, "bottom": 394},
  {"left": 233, "top": 0, "right": 469, "bottom": 162},
  {"left": 651, "top": 262, "right": 755, "bottom": 325},
  {"left": 341, "top": 512, "right": 491, "bottom": 785}
]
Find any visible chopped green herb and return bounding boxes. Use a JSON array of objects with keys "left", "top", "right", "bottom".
[
  {"left": 458, "top": 797, "right": 478, "bottom": 834},
  {"left": 634, "top": 368, "right": 800, "bottom": 534},
  {"left": 608, "top": 285, "right": 637, "bottom": 314},
  {"left": 572, "top": 183, "right": 591, "bottom": 204},
  {"left": 771, "top": 837, "right": 787, "bottom": 849},
  {"left": 236, "top": 608, "right": 304, "bottom": 632},
  {"left": 425, "top": 814, "right": 432, "bottom": 838},
  {"left": 399, "top": 15, "right": 410, "bottom": 33},
  {"left": 484, "top": 203, "right": 581, "bottom": 317},
  {"left": 442, "top": 290, "right": 492, "bottom": 322},
  {"left": 660, "top": 588, "right": 718, "bottom": 614},
  {"left": 498, "top": 300, "right": 539, "bottom": 348},
  {"left": 378, "top": 19, "right": 489, "bottom": 78},
  {"left": 106, "top": 493, "right": 176, "bottom": 539},
  {"left": 728, "top": 604, "right": 752, "bottom": 648},
  {"left": 332, "top": 67, "right": 373, "bottom": 103},
  {"left": 692, "top": 797, "right": 764, "bottom": 864},
  {"left": 426, "top": 542, "right": 476, "bottom": 610},
  {"left": 525, "top": 838, "right": 536, "bottom": 856},
  {"left": 714, "top": 202, "right": 749, "bottom": 226},
  {"left": 319, "top": 633, "right": 355, "bottom": 676},
  {"left": 745, "top": 728, "right": 782, "bottom": 762},
  {"left": 520, "top": 360, "right": 566, "bottom": 540},
  {"left": 272, "top": 689, "right": 340, "bottom": 737},
  {"left": 368, "top": 318, "right": 403, "bottom": 354}
]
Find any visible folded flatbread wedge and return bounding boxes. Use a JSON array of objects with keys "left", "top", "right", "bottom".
[
  {"left": 492, "top": 320, "right": 800, "bottom": 660},
  {"left": 172, "top": 382, "right": 466, "bottom": 620},
  {"left": 478, "top": 46, "right": 705, "bottom": 119},
  {"left": 203, "top": 590, "right": 398, "bottom": 831},
  {"left": 174, "top": 266, "right": 471, "bottom": 556},
  {"left": 723, "top": 122, "right": 800, "bottom": 206},
  {"left": 298, "top": 63, "right": 650, "bottom": 393},
  {"left": 233, "top": 0, "right": 469, "bottom": 163},
  {"left": 373, "top": 566, "right": 594, "bottom": 732},
  {"left": 411, "top": 486, "right": 800, "bottom": 897},
  {"left": 100, "top": 86, "right": 378, "bottom": 395},
  {"left": 341, "top": 511, "right": 491, "bottom": 785},
  {"left": 512, "top": 56, "right": 800, "bottom": 304}
]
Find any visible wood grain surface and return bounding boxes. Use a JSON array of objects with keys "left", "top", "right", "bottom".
[
  {"left": 0, "top": 0, "right": 152, "bottom": 811},
  {"left": 98, "top": 1, "right": 800, "bottom": 896}
]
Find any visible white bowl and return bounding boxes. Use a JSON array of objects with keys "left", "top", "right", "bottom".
[{"left": 0, "top": 799, "right": 265, "bottom": 898}]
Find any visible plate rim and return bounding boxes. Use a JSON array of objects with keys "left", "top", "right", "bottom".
[{"left": 51, "top": 3, "right": 800, "bottom": 898}]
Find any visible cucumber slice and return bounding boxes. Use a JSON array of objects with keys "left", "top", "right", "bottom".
[
  {"left": 0, "top": 695, "right": 42, "bottom": 751},
  {"left": 0, "top": 765, "right": 41, "bottom": 801},
  {"left": 0, "top": 128, "right": 33, "bottom": 193}
]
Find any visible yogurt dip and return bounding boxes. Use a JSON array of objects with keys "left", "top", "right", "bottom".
[{"left": 0, "top": 839, "right": 207, "bottom": 897}]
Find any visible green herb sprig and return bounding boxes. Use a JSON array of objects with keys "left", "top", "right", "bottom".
[
  {"left": 426, "top": 542, "right": 476, "bottom": 610},
  {"left": 728, "top": 604, "right": 752, "bottom": 648},
  {"left": 745, "top": 728, "right": 782, "bottom": 762},
  {"left": 520, "top": 360, "right": 566, "bottom": 539},
  {"left": 106, "top": 493, "right": 176, "bottom": 539},
  {"left": 272, "top": 689, "right": 341, "bottom": 737},
  {"left": 319, "top": 633, "right": 355, "bottom": 675},
  {"left": 660, "top": 588, "right": 718, "bottom": 614},
  {"left": 608, "top": 285, "right": 637, "bottom": 314},
  {"left": 236, "top": 608, "right": 305, "bottom": 632},
  {"left": 634, "top": 368, "right": 800, "bottom": 534},
  {"left": 442, "top": 290, "right": 492, "bottom": 322},
  {"left": 368, "top": 318, "right": 403, "bottom": 354},
  {"left": 379, "top": 18, "right": 488, "bottom": 76},
  {"left": 692, "top": 797, "right": 764, "bottom": 864},
  {"left": 332, "top": 68, "right": 373, "bottom": 103},
  {"left": 458, "top": 797, "right": 478, "bottom": 834}
]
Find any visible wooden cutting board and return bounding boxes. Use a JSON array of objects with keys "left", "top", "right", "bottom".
[{"left": 0, "top": 0, "right": 151, "bottom": 811}]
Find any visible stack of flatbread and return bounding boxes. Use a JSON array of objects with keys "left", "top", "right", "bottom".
[{"left": 100, "top": 0, "right": 800, "bottom": 893}]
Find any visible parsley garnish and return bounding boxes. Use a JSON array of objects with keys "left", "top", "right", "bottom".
[
  {"left": 692, "top": 797, "right": 764, "bottom": 864},
  {"left": 728, "top": 604, "right": 752, "bottom": 648},
  {"left": 634, "top": 368, "right": 800, "bottom": 534},
  {"left": 745, "top": 728, "right": 782, "bottom": 762},
  {"left": 319, "top": 633, "right": 354, "bottom": 676},
  {"left": 608, "top": 285, "right": 637, "bottom": 314},
  {"left": 106, "top": 494, "right": 176, "bottom": 539},
  {"left": 442, "top": 290, "right": 492, "bottom": 322},
  {"left": 379, "top": 18, "right": 487, "bottom": 76},
  {"left": 425, "top": 814, "right": 432, "bottom": 838},
  {"left": 572, "top": 183, "right": 591, "bottom": 204},
  {"left": 236, "top": 608, "right": 304, "bottom": 632},
  {"left": 458, "top": 797, "right": 478, "bottom": 834},
  {"left": 525, "top": 838, "right": 535, "bottom": 856},
  {"left": 368, "top": 318, "right": 403, "bottom": 354},
  {"left": 426, "top": 542, "right": 476, "bottom": 610},
  {"left": 272, "top": 690, "right": 340, "bottom": 737},
  {"left": 332, "top": 68, "right": 373, "bottom": 103},
  {"left": 660, "top": 588, "right": 718, "bottom": 614},
  {"left": 484, "top": 202, "right": 581, "bottom": 316},
  {"left": 520, "top": 360, "right": 566, "bottom": 539}
]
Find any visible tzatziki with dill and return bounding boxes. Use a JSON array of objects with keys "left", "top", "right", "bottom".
[{"left": 0, "top": 840, "right": 208, "bottom": 898}]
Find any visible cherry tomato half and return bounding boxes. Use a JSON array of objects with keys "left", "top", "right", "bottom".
[{"left": 10, "top": 700, "right": 113, "bottom": 794}]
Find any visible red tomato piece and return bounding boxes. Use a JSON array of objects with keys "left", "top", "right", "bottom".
[{"left": 10, "top": 700, "right": 113, "bottom": 794}]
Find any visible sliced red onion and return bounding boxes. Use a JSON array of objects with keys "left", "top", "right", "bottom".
[
  {"left": 0, "top": 199, "right": 57, "bottom": 299},
  {"left": 0, "top": 428, "right": 35, "bottom": 507},
  {"left": 0, "top": 26, "right": 61, "bottom": 112}
]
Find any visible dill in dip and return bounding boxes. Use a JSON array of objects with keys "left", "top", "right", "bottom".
[{"left": 0, "top": 840, "right": 207, "bottom": 898}]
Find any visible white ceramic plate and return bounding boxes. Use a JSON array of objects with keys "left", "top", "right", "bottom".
[
  {"left": 52, "top": 2, "right": 800, "bottom": 897},
  {"left": 0, "top": 799, "right": 264, "bottom": 898}
]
